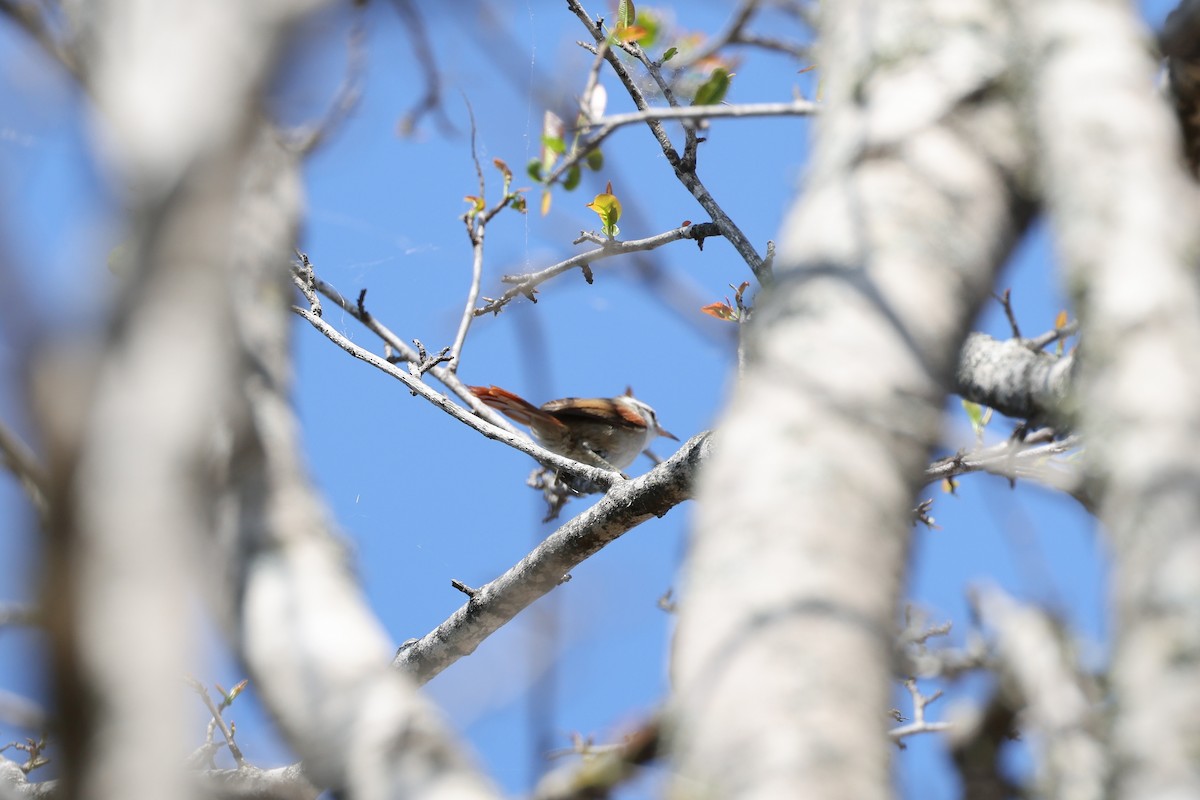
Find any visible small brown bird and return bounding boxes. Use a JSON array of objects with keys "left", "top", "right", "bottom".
[{"left": 469, "top": 385, "right": 677, "bottom": 472}]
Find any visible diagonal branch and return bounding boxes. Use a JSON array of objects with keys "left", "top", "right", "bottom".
[
  {"left": 0, "top": 421, "right": 47, "bottom": 519},
  {"left": 0, "top": 0, "right": 81, "bottom": 79},
  {"left": 565, "top": 0, "right": 768, "bottom": 283},
  {"left": 393, "top": 432, "right": 709, "bottom": 684},
  {"left": 291, "top": 261, "right": 523, "bottom": 436},
  {"left": 477, "top": 222, "right": 722, "bottom": 315},
  {"left": 292, "top": 305, "right": 624, "bottom": 489}
]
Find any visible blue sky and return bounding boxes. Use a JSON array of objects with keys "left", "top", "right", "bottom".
[{"left": 0, "top": 1, "right": 1182, "bottom": 797}]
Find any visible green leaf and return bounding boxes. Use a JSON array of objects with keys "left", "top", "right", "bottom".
[
  {"left": 962, "top": 400, "right": 983, "bottom": 428},
  {"left": 542, "top": 135, "right": 566, "bottom": 155},
  {"left": 527, "top": 158, "right": 544, "bottom": 182},
  {"left": 563, "top": 164, "right": 582, "bottom": 191},
  {"left": 616, "top": 0, "right": 636, "bottom": 31},
  {"left": 634, "top": 9, "right": 659, "bottom": 48},
  {"left": 585, "top": 148, "right": 604, "bottom": 171},
  {"left": 692, "top": 67, "right": 733, "bottom": 106},
  {"left": 661, "top": 46, "right": 677, "bottom": 62}
]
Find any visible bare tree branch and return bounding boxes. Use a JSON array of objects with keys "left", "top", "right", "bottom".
[
  {"left": 955, "top": 332, "right": 1074, "bottom": 427},
  {"left": 540, "top": 100, "right": 818, "bottom": 184},
  {"left": 30, "top": 5, "right": 327, "bottom": 798},
  {"left": 1161, "top": 0, "right": 1200, "bottom": 174},
  {"left": 391, "top": 0, "right": 457, "bottom": 137},
  {"left": 0, "top": 0, "right": 81, "bottom": 79},
  {"left": 669, "top": 0, "right": 811, "bottom": 69},
  {"left": 1, "top": 760, "right": 326, "bottom": 800},
  {"left": 210, "top": 126, "right": 500, "bottom": 800},
  {"left": 924, "top": 432, "right": 1087, "bottom": 506},
  {"left": 197, "top": 764, "right": 319, "bottom": 800},
  {"left": 290, "top": 7, "right": 368, "bottom": 155},
  {"left": 477, "top": 222, "right": 722, "bottom": 316},
  {"left": 291, "top": 304, "right": 624, "bottom": 489},
  {"left": 888, "top": 679, "right": 952, "bottom": 743},
  {"left": 0, "top": 754, "right": 55, "bottom": 799},
  {"left": 290, "top": 262, "right": 524, "bottom": 437},
  {"left": 565, "top": 0, "right": 768, "bottom": 282},
  {"left": 973, "top": 586, "right": 1105, "bottom": 800},
  {"left": 394, "top": 433, "right": 709, "bottom": 684},
  {"left": 583, "top": 98, "right": 817, "bottom": 131},
  {"left": 946, "top": 690, "right": 1019, "bottom": 800},
  {"left": 532, "top": 717, "right": 661, "bottom": 800},
  {"left": 0, "top": 422, "right": 47, "bottom": 519}
]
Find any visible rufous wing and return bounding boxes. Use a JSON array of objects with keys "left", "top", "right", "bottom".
[{"left": 468, "top": 385, "right": 544, "bottom": 426}]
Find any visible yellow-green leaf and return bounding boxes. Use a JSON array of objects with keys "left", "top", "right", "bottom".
[
  {"left": 226, "top": 680, "right": 248, "bottom": 703},
  {"left": 692, "top": 67, "right": 733, "bottom": 106},
  {"left": 963, "top": 400, "right": 983, "bottom": 428},
  {"left": 464, "top": 195, "right": 485, "bottom": 218},
  {"left": 962, "top": 399, "right": 992, "bottom": 438},
  {"left": 585, "top": 180, "right": 622, "bottom": 238}
]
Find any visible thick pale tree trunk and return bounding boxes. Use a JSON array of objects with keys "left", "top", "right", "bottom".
[
  {"left": 1015, "top": 1, "right": 1200, "bottom": 796},
  {"left": 36, "top": 3, "right": 501, "bottom": 799},
  {"left": 670, "top": 2, "right": 1030, "bottom": 797}
]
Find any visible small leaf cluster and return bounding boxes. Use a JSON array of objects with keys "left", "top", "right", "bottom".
[
  {"left": 585, "top": 180, "right": 623, "bottom": 239},
  {"left": 526, "top": 110, "right": 607, "bottom": 215},
  {"left": 701, "top": 281, "right": 751, "bottom": 322},
  {"left": 463, "top": 158, "right": 528, "bottom": 222}
]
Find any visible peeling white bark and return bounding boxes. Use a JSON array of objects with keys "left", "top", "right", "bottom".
[
  {"left": 1014, "top": 1, "right": 1200, "bottom": 797},
  {"left": 670, "top": 2, "right": 1030, "bottom": 797}
]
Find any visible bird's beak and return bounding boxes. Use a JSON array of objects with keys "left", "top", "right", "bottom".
[{"left": 658, "top": 425, "right": 679, "bottom": 441}]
